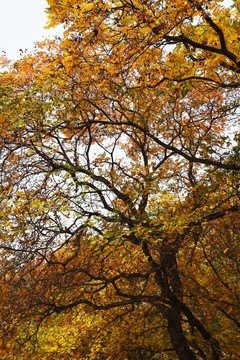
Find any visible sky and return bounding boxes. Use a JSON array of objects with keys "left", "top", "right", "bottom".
[{"left": 0, "top": 0, "right": 62, "bottom": 60}]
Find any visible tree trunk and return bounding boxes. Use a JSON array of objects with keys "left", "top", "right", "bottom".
[{"left": 166, "top": 307, "right": 197, "bottom": 360}]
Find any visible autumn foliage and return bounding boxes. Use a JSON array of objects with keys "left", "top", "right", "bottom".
[{"left": 0, "top": 0, "right": 239, "bottom": 359}]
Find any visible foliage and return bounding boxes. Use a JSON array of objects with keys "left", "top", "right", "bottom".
[{"left": 0, "top": 0, "right": 239, "bottom": 359}]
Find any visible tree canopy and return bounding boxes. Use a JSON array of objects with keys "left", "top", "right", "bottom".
[{"left": 0, "top": 0, "right": 239, "bottom": 359}]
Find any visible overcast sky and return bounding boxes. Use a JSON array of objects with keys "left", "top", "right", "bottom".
[{"left": 0, "top": 0, "right": 62, "bottom": 60}]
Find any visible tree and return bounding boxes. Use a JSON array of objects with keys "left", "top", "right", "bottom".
[{"left": 0, "top": 0, "right": 239, "bottom": 359}]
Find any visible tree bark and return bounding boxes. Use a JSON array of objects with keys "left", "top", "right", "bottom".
[{"left": 166, "top": 307, "right": 197, "bottom": 360}]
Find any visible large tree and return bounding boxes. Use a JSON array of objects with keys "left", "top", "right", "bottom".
[{"left": 0, "top": 0, "right": 239, "bottom": 359}]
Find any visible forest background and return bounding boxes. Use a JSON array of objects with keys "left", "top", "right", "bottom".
[{"left": 0, "top": 0, "right": 239, "bottom": 359}]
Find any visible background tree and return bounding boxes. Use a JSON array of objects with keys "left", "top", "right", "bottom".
[{"left": 0, "top": 0, "right": 239, "bottom": 359}]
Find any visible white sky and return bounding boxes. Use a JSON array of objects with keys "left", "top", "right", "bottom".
[{"left": 0, "top": 0, "right": 62, "bottom": 60}]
